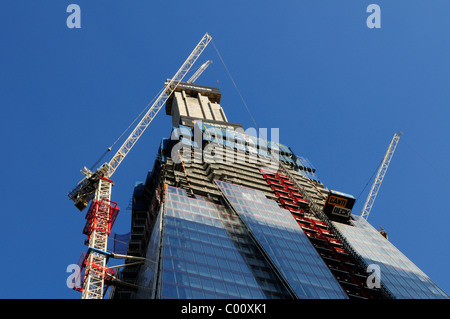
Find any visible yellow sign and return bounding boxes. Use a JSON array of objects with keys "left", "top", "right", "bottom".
[{"left": 328, "top": 196, "right": 347, "bottom": 208}]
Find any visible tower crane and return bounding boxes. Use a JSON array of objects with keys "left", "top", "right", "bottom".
[
  {"left": 187, "top": 60, "right": 212, "bottom": 84},
  {"left": 68, "top": 33, "right": 212, "bottom": 299},
  {"left": 360, "top": 131, "right": 402, "bottom": 221}
]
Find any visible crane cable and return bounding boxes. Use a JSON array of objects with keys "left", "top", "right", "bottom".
[
  {"left": 109, "top": 86, "right": 165, "bottom": 150},
  {"left": 211, "top": 39, "right": 259, "bottom": 130},
  {"left": 89, "top": 86, "right": 165, "bottom": 171},
  {"left": 89, "top": 62, "right": 214, "bottom": 172},
  {"left": 355, "top": 159, "right": 383, "bottom": 203}
]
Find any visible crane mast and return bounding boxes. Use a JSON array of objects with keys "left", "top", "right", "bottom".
[
  {"left": 360, "top": 131, "right": 402, "bottom": 221},
  {"left": 69, "top": 33, "right": 212, "bottom": 299}
]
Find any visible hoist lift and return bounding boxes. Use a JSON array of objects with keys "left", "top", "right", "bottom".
[{"left": 67, "top": 33, "right": 212, "bottom": 299}]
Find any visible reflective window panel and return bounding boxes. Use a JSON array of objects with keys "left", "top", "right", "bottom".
[
  {"left": 333, "top": 215, "right": 448, "bottom": 299},
  {"left": 216, "top": 180, "right": 348, "bottom": 299},
  {"left": 154, "top": 186, "right": 293, "bottom": 299}
]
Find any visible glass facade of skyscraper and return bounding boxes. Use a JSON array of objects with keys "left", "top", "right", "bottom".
[
  {"left": 216, "top": 180, "right": 348, "bottom": 299},
  {"left": 333, "top": 216, "right": 448, "bottom": 299},
  {"left": 134, "top": 184, "right": 350, "bottom": 299},
  {"left": 136, "top": 186, "right": 294, "bottom": 298}
]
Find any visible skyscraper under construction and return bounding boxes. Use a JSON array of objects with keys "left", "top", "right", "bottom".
[{"left": 110, "top": 82, "right": 448, "bottom": 300}]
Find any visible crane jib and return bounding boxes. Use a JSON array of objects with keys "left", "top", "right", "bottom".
[
  {"left": 106, "top": 33, "right": 212, "bottom": 178},
  {"left": 68, "top": 33, "right": 212, "bottom": 213}
]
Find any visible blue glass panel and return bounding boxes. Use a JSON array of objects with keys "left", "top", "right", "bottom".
[
  {"left": 135, "top": 205, "right": 164, "bottom": 298},
  {"left": 334, "top": 216, "right": 449, "bottom": 299},
  {"left": 216, "top": 180, "right": 348, "bottom": 299},
  {"left": 158, "top": 186, "right": 293, "bottom": 299}
]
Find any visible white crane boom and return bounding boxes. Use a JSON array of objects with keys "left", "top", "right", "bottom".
[
  {"left": 106, "top": 34, "right": 212, "bottom": 178},
  {"left": 187, "top": 60, "right": 212, "bottom": 84},
  {"left": 360, "top": 131, "right": 402, "bottom": 221},
  {"left": 68, "top": 33, "right": 212, "bottom": 211}
]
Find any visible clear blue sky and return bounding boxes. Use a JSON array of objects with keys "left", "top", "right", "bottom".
[{"left": 0, "top": 1, "right": 448, "bottom": 298}]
